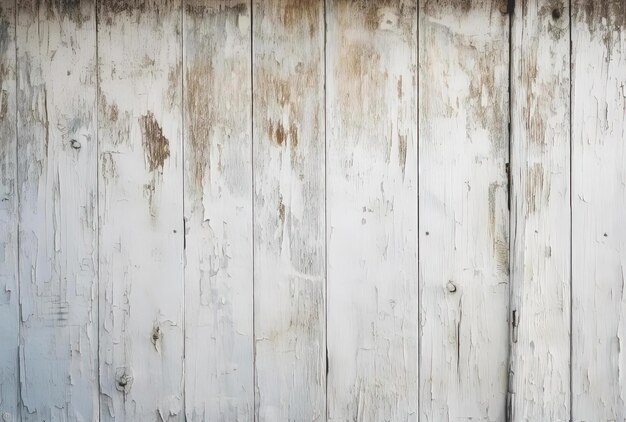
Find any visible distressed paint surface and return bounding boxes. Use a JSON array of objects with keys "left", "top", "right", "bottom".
[
  {"left": 3, "top": 2, "right": 626, "bottom": 420},
  {"left": 16, "top": 1, "right": 98, "bottom": 420},
  {"left": 0, "top": 1, "right": 17, "bottom": 420},
  {"left": 419, "top": 1, "right": 510, "bottom": 420},
  {"left": 572, "top": 1, "right": 626, "bottom": 420},
  {"left": 252, "top": 0, "right": 326, "bottom": 420},
  {"left": 97, "top": 1, "right": 184, "bottom": 420},
  {"left": 183, "top": 0, "right": 253, "bottom": 420},
  {"left": 508, "top": 0, "right": 571, "bottom": 420},
  {"left": 326, "top": 1, "right": 418, "bottom": 420}
]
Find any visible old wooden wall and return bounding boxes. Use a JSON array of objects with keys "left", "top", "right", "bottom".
[{"left": 0, "top": 0, "right": 624, "bottom": 421}]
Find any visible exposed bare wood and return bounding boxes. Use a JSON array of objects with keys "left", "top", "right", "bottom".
[
  {"left": 183, "top": 0, "right": 253, "bottom": 420},
  {"left": 98, "top": 1, "right": 184, "bottom": 419},
  {"left": 326, "top": 1, "right": 418, "bottom": 420},
  {"left": 419, "top": 1, "right": 510, "bottom": 420},
  {"left": 252, "top": 0, "right": 326, "bottom": 419},
  {"left": 0, "top": 1, "right": 17, "bottom": 420},
  {"left": 16, "top": 0, "right": 98, "bottom": 420},
  {"left": 572, "top": 1, "right": 626, "bottom": 419},
  {"left": 509, "top": 0, "right": 571, "bottom": 419}
]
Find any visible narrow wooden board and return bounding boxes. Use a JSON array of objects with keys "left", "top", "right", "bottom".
[
  {"left": 572, "top": 1, "right": 626, "bottom": 419},
  {"left": 509, "top": 0, "right": 571, "bottom": 419},
  {"left": 0, "top": 1, "right": 18, "bottom": 419},
  {"left": 419, "top": 1, "right": 510, "bottom": 420},
  {"left": 252, "top": 0, "right": 326, "bottom": 419},
  {"left": 183, "top": 1, "right": 253, "bottom": 420},
  {"left": 16, "top": 1, "right": 98, "bottom": 420},
  {"left": 97, "top": 1, "right": 184, "bottom": 419},
  {"left": 326, "top": 1, "right": 418, "bottom": 420}
]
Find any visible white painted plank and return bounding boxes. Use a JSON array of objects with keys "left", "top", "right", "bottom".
[
  {"left": 419, "top": 2, "right": 510, "bottom": 420},
  {"left": 252, "top": 0, "right": 326, "bottom": 419},
  {"left": 16, "top": 1, "right": 98, "bottom": 420},
  {"left": 508, "top": 0, "right": 571, "bottom": 419},
  {"left": 0, "top": 1, "right": 17, "bottom": 420},
  {"left": 572, "top": 2, "right": 626, "bottom": 420},
  {"left": 98, "top": 1, "right": 184, "bottom": 420},
  {"left": 183, "top": 1, "right": 253, "bottom": 420},
  {"left": 326, "top": 1, "right": 418, "bottom": 420}
]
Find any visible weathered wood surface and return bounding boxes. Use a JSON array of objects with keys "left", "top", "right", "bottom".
[
  {"left": 419, "top": 1, "right": 509, "bottom": 420},
  {"left": 572, "top": 1, "right": 626, "bottom": 420},
  {"left": 509, "top": 0, "right": 571, "bottom": 420},
  {"left": 252, "top": 0, "right": 326, "bottom": 419},
  {"left": 1, "top": 1, "right": 626, "bottom": 421},
  {"left": 97, "top": 1, "right": 184, "bottom": 420},
  {"left": 183, "top": 1, "right": 253, "bottom": 420},
  {"left": 326, "top": 1, "right": 418, "bottom": 420},
  {"left": 16, "top": 1, "right": 98, "bottom": 420},
  {"left": 0, "top": 1, "right": 17, "bottom": 420}
]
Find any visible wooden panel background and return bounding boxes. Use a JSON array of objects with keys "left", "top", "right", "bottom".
[{"left": 0, "top": 1, "right": 625, "bottom": 421}]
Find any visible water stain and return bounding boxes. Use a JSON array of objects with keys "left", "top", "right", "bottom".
[{"left": 139, "top": 111, "right": 170, "bottom": 172}]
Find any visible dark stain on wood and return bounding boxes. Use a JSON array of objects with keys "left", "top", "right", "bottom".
[
  {"left": 578, "top": 0, "right": 625, "bottom": 52},
  {"left": 20, "top": 0, "right": 91, "bottom": 27},
  {"left": 398, "top": 133, "right": 407, "bottom": 177},
  {"left": 526, "top": 163, "right": 545, "bottom": 214},
  {"left": 185, "top": 62, "right": 213, "bottom": 188},
  {"left": 185, "top": 1, "right": 246, "bottom": 17},
  {"left": 278, "top": 194, "right": 286, "bottom": 224},
  {"left": 280, "top": 0, "right": 319, "bottom": 38},
  {"left": 139, "top": 111, "right": 170, "bottom": 172},
  {"left": 99, "top": 0, "right": 179, "bottom": 25}
]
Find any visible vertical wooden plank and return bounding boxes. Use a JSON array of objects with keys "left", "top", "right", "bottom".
[
  {"left": 326, "top": 1, "right": 418, "bottom": 420},
  {"left": 98, "top": 1, "right": 184, "bottom": 420},
  {"left": 183, "top": 1, "right": 253, "bottom": 420},
  {"left": 16, "top": 1, "right": 98, "bottom": 420},
  {"left": 252, "top": 0, "right": 325, "bottom": 419},
  {"left": 0, "top": 1, "right": 17, "bottom": 420},
  {"left": 509, "top": 0, "right": 570, "bottom": 419},
  {"left": 572, "top": 2, "right": 626, "bottom": 419},
  {"left": 419, "top": 2, "right": 510, "bottom": 420}
]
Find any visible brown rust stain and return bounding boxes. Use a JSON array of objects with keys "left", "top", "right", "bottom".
[{"left": 139, "top": 111, "right": 170, "bottom": 172}]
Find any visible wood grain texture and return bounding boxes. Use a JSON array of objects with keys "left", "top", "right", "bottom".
[
  {"left": 0, "top": 1, "right": 17, "bottom": 420},
  {"left": 508, "top": 0, "right": 571, "bottom": 420},
  {"left": 16, "top": 1, "right": 98, "bottom": 420},
  {"left": 183, "top": 1, "right": 253, "bottom": 420},
  {"left": 326, "top": 1, "right": 418, "bottom": 420},
  {"left": 252, "top": 0, "right": 326, "bottom": 419},
  {"left": 419, "top": 1, "right": 509, "bottom": 420},
  {"left": 572, "top": 1, "right": 626, "bottom": 419},
  {"left": 97, "top": 1, "right": 184, "bottom": 420}
]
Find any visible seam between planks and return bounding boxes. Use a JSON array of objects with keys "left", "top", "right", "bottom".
[
  {"left": 13, "top": 0, "right": 22, "bottom": 419},
  {"left": 506, "top": 1, "right": 513, "bottom": 421},
  {"left": 180, "top": 0, "right": 186, "bottom": 419},
  {"left": 250, "top": 0, "right": 256, "bottom": 419},
  {"left": 96, "top": 0, "right": 101, "bottom": 419},
  {"left": 568, "top": 0, "right": 573, "bottom": 420},
  {"left": 416, "top": 1, "right": 421, "bottom": 420},
  {"left": 323, "top": 0, "right": 328, "bottom": 420}
]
